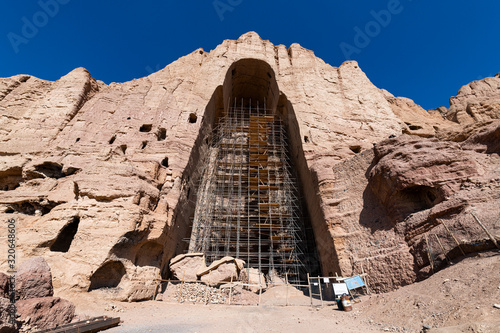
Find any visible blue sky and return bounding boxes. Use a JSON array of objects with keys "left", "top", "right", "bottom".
[{"left": 0, "top": 0, "right": 499, "bottom": 110}]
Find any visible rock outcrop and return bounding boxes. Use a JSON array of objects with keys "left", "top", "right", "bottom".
[
  {"left": 444, "top": 73, "right": 500, "bottom": 124},
  {"left": 0, "top": 32, "right": 498, "bottom": 298}
]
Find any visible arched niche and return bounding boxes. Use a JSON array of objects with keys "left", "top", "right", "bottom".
[{"left": 221, "top": 58, "right": 280, "bottom": 115}]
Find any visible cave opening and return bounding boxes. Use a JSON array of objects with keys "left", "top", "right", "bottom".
[
  {"left": 392, "top": 185, "right": 443, "bottom": 220},
  {"left": 88, "top": 260, "right": 126, "bottom": 291},
  {"left": 50, "top": 216, "right": 80, "bottom": 252},
  {"left": 135, "top": 241, "right": 163, "bottom": 267},
  {"left": 186, "top": 59, "right": 320, "bottom": 284}
]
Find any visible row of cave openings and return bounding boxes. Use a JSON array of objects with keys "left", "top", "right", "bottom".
[
  {"left": 104, "top": 116, "right": 195, "bottom": 164},
  {"left": 74, "top": 112, "right": 198, "bottom": 157},
  {"left": 107, "top": 125, "right": 168, "bottom": 157}
]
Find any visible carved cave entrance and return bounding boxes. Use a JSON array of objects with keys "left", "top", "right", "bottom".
[{"left": 186, "top": 59, "right": 320, "bottom": 284}]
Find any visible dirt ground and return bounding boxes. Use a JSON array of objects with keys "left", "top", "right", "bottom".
[
  {"left": 357, "top": 251, "right": 500, "bottom": 333},
  {"left": 66, "top": 251, "right": 500, "bottom": 333}
]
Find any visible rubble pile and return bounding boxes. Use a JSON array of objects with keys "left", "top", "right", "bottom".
[{"left": 161, "top": 282, "right": 227, "bottom": 304}]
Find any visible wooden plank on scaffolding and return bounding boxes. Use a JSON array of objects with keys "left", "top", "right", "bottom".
[
  {"left": 270, "top": 213, "right": 291, "bottom": 218},
  {"left": 249, "top": 161, "right": 268, "bottom": 167},
  {"left": 248, "top": 140, "right": 270, "bottom": 146},
  {"left": 249, "top": 155, "right": 269, "bottom": 161},
  {"left": 256, "top": 224, "right": 282, "bottom": 228},
  {"left": 250, "top": 147, "right": 269, "bottom": 153},
  {"left": 259, "top": 203, "right": 280, "bottom": 208},
  {"left": 280, "top": 259, "right": 299, "bottom": 263},
  {"left": 249, "top": 194, "right": 269, "bottom": 198},
  {"left": 249, "top": 185, "right": 278, "bottom": 190},
  {"left": 271, "top": 235, "right": 292, "bottom": 240},
  {"left": 250, "top": 115, "right": 274, "bottom": 121}
]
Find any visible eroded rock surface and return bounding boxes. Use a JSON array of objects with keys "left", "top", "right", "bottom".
[{"left": 325, "top": 127, "right": 500, "bottom": 292}]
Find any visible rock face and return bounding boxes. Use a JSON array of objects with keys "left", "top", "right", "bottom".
[
  {"left": 16, "top": 257, "right": 53, "bottom": 300},
  {"left": 370, "top": 133, "right": 499, "bottom": 278},
  {"left": 325, "top": 125, "right": 500, "bottom": 292},
  {"left": 0, "top": 31, "right": 499, "bottom": 298}
]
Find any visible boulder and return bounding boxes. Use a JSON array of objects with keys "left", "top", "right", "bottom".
[
  {"left": 17, "top": 297, "right": 75, "bottom": 331},
  {"left": 200, "top": 262, "right": 237, "bottom": 286},
  {"left": 169, "top": 253, "right": 206, "bottom": 281},
  {"left": 16, "top": 257, "right": 53, "bottom": 300},
  {"left": 239, "top": 268, "right": 267, "bottom": 293},
  {"left": 197, "top": 257, "right": 245, "bottom": 286}
]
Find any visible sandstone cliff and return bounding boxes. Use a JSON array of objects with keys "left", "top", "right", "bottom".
[{"left": 0, "top": 32, "right": 498, "bottom": 299}]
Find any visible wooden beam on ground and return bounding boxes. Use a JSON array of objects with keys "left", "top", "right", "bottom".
[{"left": 35, "top": 316, "right": 121, "bottom": 333}]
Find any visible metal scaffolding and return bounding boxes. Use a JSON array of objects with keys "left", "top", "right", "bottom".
[{"left": 188, "top": 99, "right": 307, "bottom": 284}]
